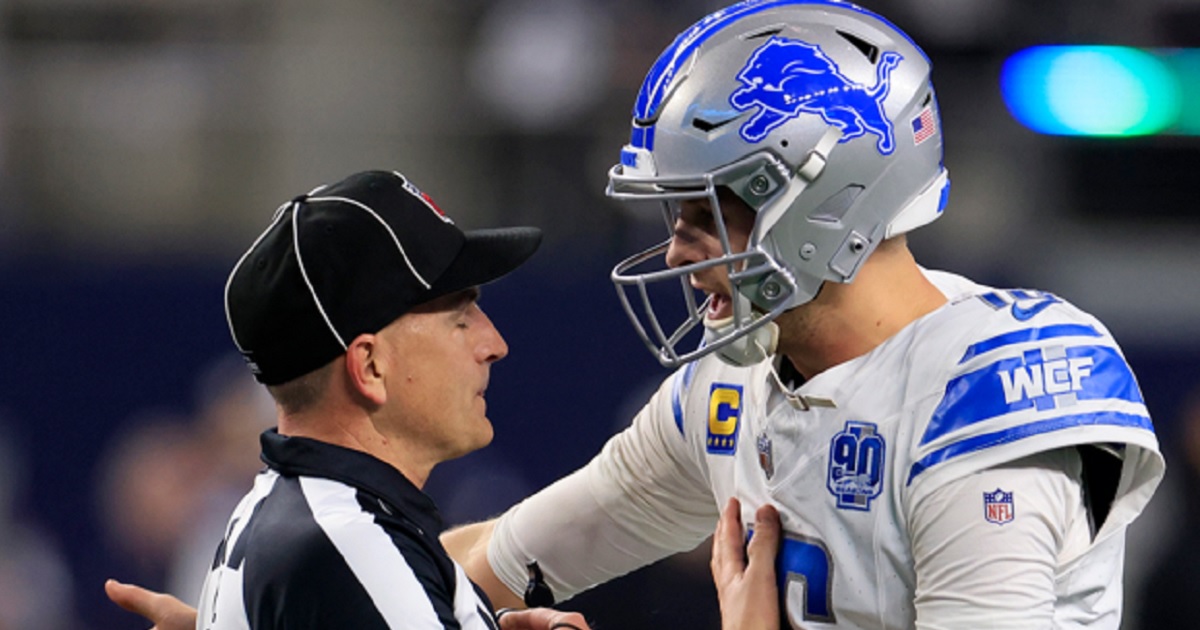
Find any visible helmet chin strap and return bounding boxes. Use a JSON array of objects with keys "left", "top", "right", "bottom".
[{"left": 703, "top": 314, "right": 780, "bottom": 367}]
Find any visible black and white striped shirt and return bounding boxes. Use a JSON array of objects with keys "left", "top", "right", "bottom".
[{"left": 196, "top": 429, "right": 499, "bottom": 629}]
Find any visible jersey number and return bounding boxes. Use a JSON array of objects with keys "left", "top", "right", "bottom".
[
  {"left": 750, "top": 529, "right": 837, "bottom": 625},
  {"left": 779, "top": 536, "right": 836, "bottom": 625}
]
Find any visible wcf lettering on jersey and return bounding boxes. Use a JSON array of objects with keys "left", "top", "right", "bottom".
[
  {"left": 998, "top": 353, "right": 1093, "bottom": 405},
  {"left": 921, "top": 341, "right": 1144, "bottom": 449}
]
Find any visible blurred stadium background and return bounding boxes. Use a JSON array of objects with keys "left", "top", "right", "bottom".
[{"left": 1, "top": 0, "right": 1198, "bottom": 627}]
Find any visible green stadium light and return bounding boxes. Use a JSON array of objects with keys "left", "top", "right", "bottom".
[
  {"left": 1001, "top": 45, "right": 1200, "bottom": 137},
  {"left": 1166, "top": 49, "right": 1200, "bottom": 134}
]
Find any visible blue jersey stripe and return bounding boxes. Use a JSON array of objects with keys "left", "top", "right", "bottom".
[
  {"left": 958, "top": 324, "right": 1102, "bottom": 364},
  {"left": 922, "top": 344, "right": 1143, "bottom": 446},
  {"left": 671, "top": 372, "right": 684, "bottom": 434},
  {"left": 629, "top": 0, "right": 926, "bottom": 150},
  {"left": 907, "top": 410, "right": 1153, "bottom": 485},
  {"left": 978, "top": 292, "right": 1008, "bottom": 309},
  {"left": 671, "top": 360, "right": 699, "bottom": 435}
]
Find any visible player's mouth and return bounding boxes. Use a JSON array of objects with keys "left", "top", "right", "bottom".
[{"left": 706, "top": 291, "right": 734, "bottom": 321}]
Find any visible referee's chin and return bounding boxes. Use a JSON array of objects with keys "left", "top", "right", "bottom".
[
  {"left": 444, "top": 416, "right": 495, "bottom": 463},
  {"left": 473, "top": 418, "right": 496, "bottom": 452}
]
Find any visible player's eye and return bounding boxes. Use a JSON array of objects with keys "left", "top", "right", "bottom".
[{"left": 693, "top": 209, "right": 717, "bottom": 231}]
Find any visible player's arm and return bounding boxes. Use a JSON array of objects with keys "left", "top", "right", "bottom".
[
  {"left": 104, "top": 579, "right": 197, "bottom": 630},
  {"left": 493, "top": 498, "right": 783, "bottom": 630},
  {"left": 485, "top": 373, "right": 721, "bottom": 604},
  {"left": 442, "top": 518, "right": 525, "bottom": 609},
  {"left": 909, "top": 448, "right": 1087, "bottom": 629}
]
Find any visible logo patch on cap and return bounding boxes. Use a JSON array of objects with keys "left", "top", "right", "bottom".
[{"left": 396, "top": 172, "right": 454, "bottom": 225}]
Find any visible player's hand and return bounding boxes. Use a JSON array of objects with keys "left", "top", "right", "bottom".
[
  {"left": 105, "top": 579, "right": 198, "bottom": 630},
  {"left": 712, "top": 497, "right": 781, "bottom": 630},
  {"left": 497, "top": 607, "right": 590, "bottom": 630}
]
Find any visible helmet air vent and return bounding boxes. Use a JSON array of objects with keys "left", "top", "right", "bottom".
[
  {"left": 808, "top": 185, "right": 864, "bottom": 225},
  {"left": 837, "top": 30, "right": 879, "bottom": 64},
  {"left": 742, "top": 24, "right": 785, "bottom": 40}
]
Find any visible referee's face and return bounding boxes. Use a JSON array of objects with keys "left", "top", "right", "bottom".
[{"left": 374, "top": 288, "right": 509, "bottom": 467}]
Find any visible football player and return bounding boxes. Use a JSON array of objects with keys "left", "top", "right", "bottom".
[{"left": 447, "top": 1, "right": 1164, "bottom": 628}]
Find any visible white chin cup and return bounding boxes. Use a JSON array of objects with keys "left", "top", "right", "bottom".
[{"left": 703, "top": 316, "right": 780, "bottom": 367}]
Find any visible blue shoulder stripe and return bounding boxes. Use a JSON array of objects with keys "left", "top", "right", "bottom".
[
  {"left": 671, "top": 360, "right": 699, "bottom": 435},
  {"left": 958, "top": 324, "right": 1102, "bottom": 364},
  {"left": 922, "top": 344, "right": 1143, "bottom": 446},
  {"left": 907, "top": 411, "right": 1153, "bottom": 485}
]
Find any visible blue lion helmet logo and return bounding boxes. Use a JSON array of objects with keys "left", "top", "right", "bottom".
[{"left": 729, "top": 36, "right": 902, "bottom": 154}]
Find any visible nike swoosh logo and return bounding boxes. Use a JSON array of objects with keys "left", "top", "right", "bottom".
[
  {"left": 1011, "top": 297, "right": 1058, "bottom": 321},
  {"left": 692, "top": 113, "right": 745, "bottom": 132}
]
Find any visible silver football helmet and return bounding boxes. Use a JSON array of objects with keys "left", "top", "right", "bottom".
[{"left": 609, "top": 0, "right": 950, "bottom": 368}]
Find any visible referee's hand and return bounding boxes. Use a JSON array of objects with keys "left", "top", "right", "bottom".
[
  {"left": 105, "top": 579, "right": 198, "bottom": 630},
  {"left": 711, "top": 497, "right": 781, "bottom": 630},
  {"left": 497, "top": 607, "right": 590, "bottom": 630}
]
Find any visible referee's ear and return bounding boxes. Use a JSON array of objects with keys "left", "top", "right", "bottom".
[{"left": 344, "top": 333, "right": 388, "bottom": 407}]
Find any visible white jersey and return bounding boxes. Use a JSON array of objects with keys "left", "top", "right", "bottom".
[{"left": 489, "top": 271, "right": 1164, "bottom": 629}]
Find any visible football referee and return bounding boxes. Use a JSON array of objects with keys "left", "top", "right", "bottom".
[{"left": 126, "top": 169, "right": 542, "bottom": 629}]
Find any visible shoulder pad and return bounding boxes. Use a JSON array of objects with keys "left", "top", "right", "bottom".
[{"left": 905, "top": 289, "right": 1154, "bottom": 487}]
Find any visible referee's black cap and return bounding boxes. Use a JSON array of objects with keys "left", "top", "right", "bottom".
[{"left": 224, "top": 170, "right": 542, "bottom": 386}]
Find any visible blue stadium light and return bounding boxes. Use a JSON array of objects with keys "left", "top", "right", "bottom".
[{"left": 1001, "top": 46, "right": 1194, "bottom": 137}]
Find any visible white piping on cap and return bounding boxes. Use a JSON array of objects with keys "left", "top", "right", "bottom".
[
  {"left": 224, "top": 200, "right": 293, "bottom": 354},
  {"left": 292, "top": 200, "right": 348, "bottom": 349}
]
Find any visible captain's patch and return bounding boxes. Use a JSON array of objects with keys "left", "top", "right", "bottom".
[{"left": 707, "top": 383, "right": 743, "bottom": 455}]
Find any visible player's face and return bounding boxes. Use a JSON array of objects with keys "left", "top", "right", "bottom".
[
  {"left": 664, "top": 190, "right": 756, "bottom": 321},
  {"left": 376, "top": 288, "right": 508, "bottom": 463}
]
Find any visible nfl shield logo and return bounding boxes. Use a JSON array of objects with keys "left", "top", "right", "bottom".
[
  {"left": 983, "top": 488, "right": 1015, "bottom": 525},
  {"left": 756, "top": 432, "right": 774, "bottom": 480}
]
